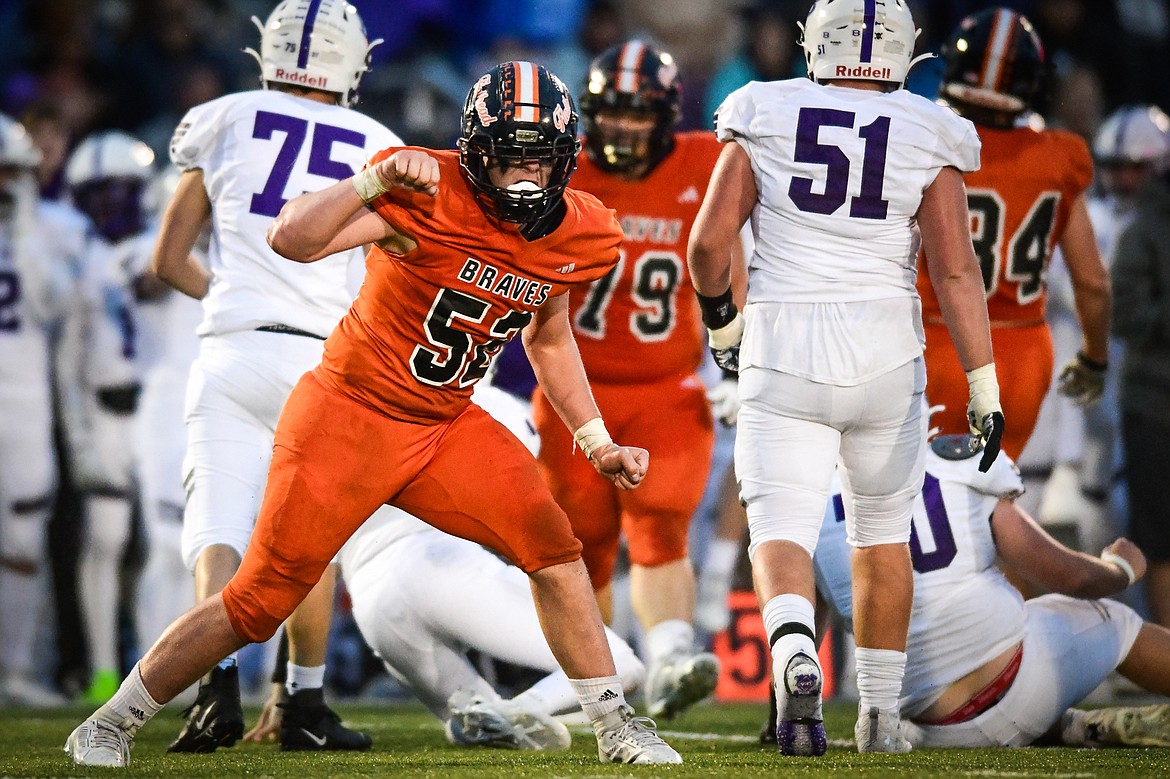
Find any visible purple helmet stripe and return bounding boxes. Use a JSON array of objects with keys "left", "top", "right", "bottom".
[
  {"left": 296, "top": 0, "right": 324, "bottom": 70},
  {"left": 860, "top": 0, "right": 877, "bottom": 63}
]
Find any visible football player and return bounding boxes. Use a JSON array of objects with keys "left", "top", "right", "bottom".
[
  {"left": 534, "top": 40, "right": 743, "bottom": 720},
  {"left": 919, "top": 7, "right": 1112, "bottom": 460},
  {"left": 57, "top": 130, "right": 155, "bottom": 705},
  {"left": 65, "top": 60, "right": 682, "bottom": 767},
  {"left": 806, "top": 433, "right": 1169, "bottom": 749},
  {"left": 0, "top": 113, "right": 84, "bottom": 706},
  {"left": 337, "top": 384, "right": 644, "bottom": 751},
  {"left": 689, "top": 0, "right": 1001, "bottom": 755},
  {"left": 130, "top": 0, "right": 396, "bottom": 754}
]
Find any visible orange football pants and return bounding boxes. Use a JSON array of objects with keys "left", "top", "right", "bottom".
[
  {"left": 924, "top": 322, "right": 1054, "bottom": 461},
  {"left": 221, "top": 370, "right": 581, "bottom": 643},
  {"left": 533, "top": 373, "right": 714, "bottom": 590}
]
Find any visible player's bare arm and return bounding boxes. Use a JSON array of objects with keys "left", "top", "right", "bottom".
[
  {"left": 153, "top": 168, "right": 212, "bottom": 299},
  {"left": 267, "top": 150, "right": 438, "bottom": 263},
  {"left": 991, "top": 498, "right": 1146, "bottom": 597},
  {"left": 687, "top": 140, "right": 757, "bottom": 297},
  {"left": 523, "top": 292, "right": 648, "bottom": 490},
  {"left": 1059, "top": 195, "right": 1111, "bottom": 363}
]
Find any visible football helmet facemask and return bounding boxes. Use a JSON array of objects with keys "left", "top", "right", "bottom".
[
  {"left": 245, "top": 0, "right": 380, "bottom": 108},
  {"left": 65, "top": 131, "right": 155, "bottom": 242},
  {"left": 579, "top": 40, "right": 681, "bottom": 174},
  {"left": 458, "top": 61, "right": 580, "bottom": 226},
  {"left": 940, "top": 8, "right": 1046, "bottom": 128},
  {"left": 800, "top": 0, "right": 923, "bottom": 86}
]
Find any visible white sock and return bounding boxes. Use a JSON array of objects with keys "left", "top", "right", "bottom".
[
  {"left": 510, "top": 679, "right": 560, "bottom": 717},
  {"left": 645, "top": 619, "right": 694, "bottom": 665},
  {"left": 855, "top": 647, "right": 906, "bottom": 714},
  {"left": 79, "top": 495, "right": 132, "bottom": 673},
  {"left": 286, "top": 663, "right": 326, "bottom": 694},
  {"left": 570, "top": 675, "right": 626, "bottom": 723},
  {"left": 94, "top": 664, "right": 162, "bottom": 735},
  {"left": 762, "top": 594, "right": 818, "bottom": 672},
  {"left": 702, "top": 538, "right": 741, "bottom": 578},
  {"left": 0, "top": 567, "right": 42, "bottom": 678}
]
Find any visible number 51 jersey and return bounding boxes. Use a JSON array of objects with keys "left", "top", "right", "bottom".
[
  {"left": 170, "top": 90, "right": 401, "bottom": 339},
  {"left": 715, "top": 78, "right": 980, "bottom": 305}
]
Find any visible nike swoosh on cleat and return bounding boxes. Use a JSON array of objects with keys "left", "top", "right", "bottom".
[
  {"left": 194, "top": 702, "right": 217, "bottom": 730},
  {"left": 301, "top": 729, "right": 328, "bottom": 746}
]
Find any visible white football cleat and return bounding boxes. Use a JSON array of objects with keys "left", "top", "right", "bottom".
[
  {"left": 594, "top": 704, "right": 682, "bottom": 764},
  {"left": 775, "top": 652, "right": 827, "bottom": 756},
  {"left": 646, "top": 651, "right": 720, "bottom": 720},
  {"left": 1067, "top": 704, "right": 1170, "bottom": 748},
  {"left": 855, "top": 706, "right": 912, "bottom": 753},
  {"left": 65, "top": 719, "right": 132, "bottom": 767},
  {"left": 445, "top": 692, "right": 570, "bottom": 751}
]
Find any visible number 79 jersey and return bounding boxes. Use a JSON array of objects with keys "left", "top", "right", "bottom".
[
  {"left": 715, "top": 78, "right": 980, "bottom": 304},
  {"left": 918, "top": 124, "right": 1093, "bottom": 324},
  {"left": 170, "top": 90, "right": 401, "bottom": 339}
]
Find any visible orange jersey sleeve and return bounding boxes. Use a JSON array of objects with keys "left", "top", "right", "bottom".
[
  {"left": 918, "top": 126, "right": 1094, "bottom": 324},
  {"left": 566, "top": 131, "right": 722, "bottom": 383},
  {"left": 317, "top": 148, "right": 622, "bottom": 422}
]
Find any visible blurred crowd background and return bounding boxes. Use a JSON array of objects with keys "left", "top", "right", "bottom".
[{"left": 2, "top": 0, "right": 1169, "bottom": 702}]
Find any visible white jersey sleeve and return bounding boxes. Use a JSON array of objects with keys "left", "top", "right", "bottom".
[{"left": 170, "top": 91, "right": 403, "bottom": 339}]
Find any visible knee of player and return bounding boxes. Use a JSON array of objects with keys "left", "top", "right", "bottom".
[{"left": 850, "top": 494, "right": 914, "bottom": 547}]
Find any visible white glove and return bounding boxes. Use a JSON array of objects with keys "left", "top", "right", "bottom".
[
  {"left": 707, "top": 312, "right": 744, "bottom": 374},
  {"left": 707, "top": 377, "right": 740, "bottom": 427},
  {"left": 1057, "top": 352, "right": 1107, "bottom": 407},
  {"left": 966, "top": 363, "right": 1005, "bottom": 473}
]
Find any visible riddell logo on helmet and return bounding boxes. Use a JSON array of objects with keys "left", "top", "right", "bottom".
[
  {"left": 274, "top": 68, "right": 327, "bottom": 88},
  {"left": 835, "top": 64, "right": 892, "bottom": 79}
]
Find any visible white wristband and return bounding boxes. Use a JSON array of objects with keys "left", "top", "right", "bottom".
[
  {"left": 352, "top": 166, "right": 389, "bottom": 203},
  {"left": 965, "top": 363, "right": 1000, "bottom": 403},
  {"left": 573, "top": 418, "right": 612, "bottom": 461},
  {"left": 1101, "top": 551, "right": 1136, "bottom": 586},
  {"left": 708, "top": 311, "right": 745, "bottom": 350}
]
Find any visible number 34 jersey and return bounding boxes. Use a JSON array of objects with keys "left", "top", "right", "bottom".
[
  {"left": 813, "top": 447, "right": 1026, "bottom": 717},
  {"left": 567, "top": 132, "right": 721, "bottom": 384},
  {"left": 918, "top": 124, "right": 1093, "bottom": 324},
  {"left": 170, "top": 90, "right": 401, "bottom": 339}
]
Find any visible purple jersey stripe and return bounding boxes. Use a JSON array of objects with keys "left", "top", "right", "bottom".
[
  {"left": 859, "top": 0, "right": 877, "bottom": 63},
  {"left": 297, "top": 0, "right": 324, "bottom": 69}
]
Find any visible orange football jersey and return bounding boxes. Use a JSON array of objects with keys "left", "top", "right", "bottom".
[
  {"left": 566, "top": 131, "right": 722, "bottom": 383},
  {"left": 918, "top": 126, "right": 1093, "bottom": 323},
  {"left": 316, "top": 148, "right": 622, "bottom": 423}
]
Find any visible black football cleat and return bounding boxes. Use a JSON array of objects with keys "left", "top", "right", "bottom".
[
  {"left": 279, "top": 688, "right": 372, "bottom": 752},
  {"left": 167, "top": 665, "right": 244, "bottom": 753}
]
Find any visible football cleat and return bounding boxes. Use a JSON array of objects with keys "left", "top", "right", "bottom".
[
  {"left": 855, "top": 706, "right": 912, "bottom": 753},
  {"left": 775, "top": 652, "right": 827, "bottom": 756},
  {"left": 166, "top": 665, "right": 244, "bottom": 753},
  {"left": 279, "top": 687, "right": 372, "bottom": 751},
  {"left": 594, "top": 704, "right": 682, "bottom": 764},
  {"left": 645, "top": 651, "right": 720, "bottom": 721},
  {"left": 65, "top": 719, "right": 132, "bottom": 767},
  {"left": 445, "top": 691, "right": 571, "bottom": 751},
  {"left": 1072, "top": 704, "right": 1170, "bottom": 748}
]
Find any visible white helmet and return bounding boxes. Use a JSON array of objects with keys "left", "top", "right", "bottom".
[
  {"left": 1093, "top": 105, "right": 1170, "bottom": 171},
  {"left": 800, "top": 0, "right": 922, "bottom": 85},
  {"left": 245, "top": 0, "right": 381, "bottom": 108},
  {"left": 0, "top": 113, "right": 42, "bottom": 170},
  {"left": 65, "top": 131, "right": 156, "bottom": 241}
]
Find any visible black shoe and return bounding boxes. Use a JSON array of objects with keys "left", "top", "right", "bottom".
[
  {"left": 759, "top": 682, "right": 777, "bottom": 746},
  {"left": 167, "top": 665, "right": 244, "bottom": 753},
  {"left": 279, "top": 688, "right": 372, "bottom": 752}
]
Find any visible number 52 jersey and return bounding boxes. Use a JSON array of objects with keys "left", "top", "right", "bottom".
[{"left": 170, "top": 90, "right": 402, "bottom": 339}]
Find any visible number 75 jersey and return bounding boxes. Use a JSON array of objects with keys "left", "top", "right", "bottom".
[
  {"left": 918, "top": 124, "right": 1093, "bottom": 323},
  {"left": 715, "top": 78, "right": 980, "bottom": 304},
  {"left": 170, "top": 90, "right": 401, "bottom": 339}
]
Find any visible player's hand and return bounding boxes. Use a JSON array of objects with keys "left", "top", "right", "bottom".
[
  {"left": 243, "top": 683, "right": 286, "bottom": 743},
  {"left": 1101, "top": 538, "right": 1147, "bottom": 584},
  {"left": 590, "top": 444, "right": 649, "bottom": 490},
  {"left": 1057, "top": 352, "right": 1107, "bottom": 407},
  {"left": 707, "top": 312, "right": 744, "bottom": 374},
  {"left": 376, "top": 150, "right": 440, "bottom": 196},
  {"left": 965, "top": 363, "right": 1004, "bottom": 472},
  {"left": 707, "top": 375, "right": 740, "bottom": 427}
]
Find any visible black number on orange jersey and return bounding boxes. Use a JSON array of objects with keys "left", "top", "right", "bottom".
[
  {"left": 411, "top": 288, "right": 532, "bottom": 387},
  {"left": 575, "top": 250, "right": 682, "bottom": 342},
  {"left": 965, "top": 189, "right": 1060, "bottom": 303}
]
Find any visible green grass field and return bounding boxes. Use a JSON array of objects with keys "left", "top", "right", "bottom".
[{"left": 2, "top": 700, "right": 1168, "bottom": 778}]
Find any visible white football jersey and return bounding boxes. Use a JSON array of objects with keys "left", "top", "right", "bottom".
[
  {"left": 0, "top": 201, "right": 84, "bottom": 388},
  {"left": 814, "top": 443, "right": 1026, "bottom": 717},
  {"left": 716, "top": 79, "right": 980, "bottom": 304},
  {"left": 129, "top": 226, "right": 203, "bottom": 376},
  {"left": 170, "top": 90, "right": 401, "bottom": 339}
]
